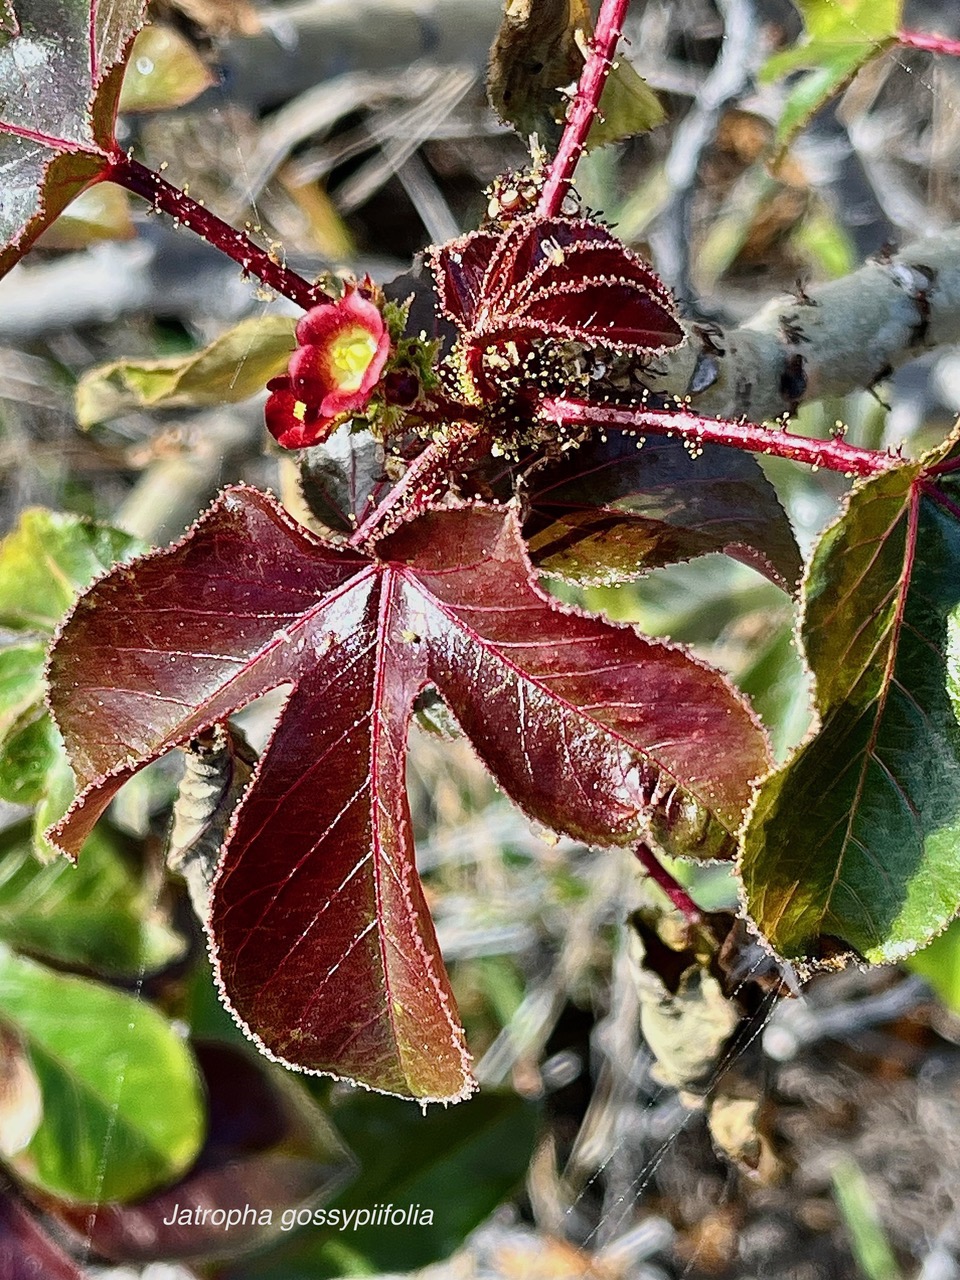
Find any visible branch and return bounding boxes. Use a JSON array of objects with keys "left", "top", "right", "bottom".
[
  {"left": 538, "top": 0, "right": 630, "bottom": 218},
  {"left": 642, "top": 229, "right": 960, "bottom": 422},
  {"left": 105, "top": 154, "right": 324, "bottom": 312},
  {"left": 649, "top": 0, "right": 764, "bottom": 305}
]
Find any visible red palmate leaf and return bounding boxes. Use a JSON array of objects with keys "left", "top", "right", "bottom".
[
  {"left": 46, "top": 489, "right": 767, "bottom": 1098},
  {"left": 430, "top": 214, "right": 684, "bottom": 353},
  {"left": 0, "top": 0, "right": 148, "bottom": 277}
]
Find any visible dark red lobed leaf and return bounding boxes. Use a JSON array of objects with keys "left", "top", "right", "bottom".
[
  {"left": 430, "top": 214, "right": 683, "bottom": 355},
  {"left": 47, "top": 488, "right": 768, "bottom": 1097},
  {"left": 524, "top": 432, "right": 802, "bottom": 591}
]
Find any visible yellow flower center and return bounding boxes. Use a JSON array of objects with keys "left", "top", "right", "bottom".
[{"left": 329, "top": 326, "right": 379, "bottom": 391}]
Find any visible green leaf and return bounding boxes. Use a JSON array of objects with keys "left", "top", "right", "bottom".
[
  {"left": 0, "top": 821, "right": 184, "bottom": 975},
  {"left": 0, "top": 0, "right": 148, "bottom": 278},
  {"left": 118, "top": 24, "right": 215, "bottom": 113},
  {"left": 761, "top": 0, "right": 903, "bottom": 154},
  {"left": 0, "top": 712, "right": 60, "bottom": 805},
  {"left": 75, "top": 315, "right": 297, "bottom": 427},
  {"left": 240, "top": 1090, "right": 539, "bottom": 1278},
  {"left": 0, "top": 946, "right": 204, "bottom": 1202},
  {"left": 0, "top": 510, "right": 144, "bottom": 846},
  {"left": 0, "top": 509, "right": 143, "bottom": 634},
  {"left": 0, "top": 643, "right": 46, "bottom": 740},
  {"left": 740, "top": 437, "right": 960, "bottom": 964},
  {"left": 487, "top": 0, "right": 663, "bottom": 148},
  {"left": 906, "top": 917, "right": 960, "bottom": 1012}
]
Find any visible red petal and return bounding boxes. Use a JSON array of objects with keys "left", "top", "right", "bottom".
[
  {"left": 295, "top": 286, "right": 385, "bottom": 347},
  {"left": 264, "top": 387, "right": 333, "bottom": 449}
]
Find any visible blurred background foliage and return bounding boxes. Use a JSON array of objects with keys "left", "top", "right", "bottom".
[{"left": 5, "top": 1, "right": 960, "bottom": 1277}]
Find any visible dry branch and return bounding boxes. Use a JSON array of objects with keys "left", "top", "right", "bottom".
[{"left": 645, "top": 228, "right": 960, "bottom": 421}]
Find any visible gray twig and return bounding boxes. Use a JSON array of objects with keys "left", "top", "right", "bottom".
[{"left": 648, "top": 0, "right": 766, "bottom": 309}]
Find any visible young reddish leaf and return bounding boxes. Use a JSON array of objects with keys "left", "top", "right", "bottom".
[
  {"left": 47, "top": 489, "right": 768, "bottom": 1098},
  {"left": 740, "top": 436, "right": 960, "bottom": 964},
  {"left": 524, "top": 432, "right": 802, "bottom": 591},
  {"left": 430, "top": 215, "right": 684, "bottom": 354},
  {"left": 0, "top": 0, "right": 147, "bottom": 278}
]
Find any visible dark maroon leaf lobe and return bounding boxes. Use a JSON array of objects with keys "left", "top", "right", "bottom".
[
  {"left": 429, "top": 214, "right": 684, "bottom": 355},
  {"left": 46, "top": 487, "right": 472, "bottom": 1101},
  {"left": 525, "top": 432, "right": 803, "bottom": 592},
  {"left": 48, "top": 487, "right": 366, "bottom": 795},
  {"left": 380, "top": 507, "right": 770, "bottom": 857},
  {"left": 211, "top": 588, "right": 472, "bottom": 1102}
]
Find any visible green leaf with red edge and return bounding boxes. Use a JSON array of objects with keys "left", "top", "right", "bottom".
[
  {"left": 45, "top": 488, "right": 769, "bottom": 1101},
  {"left": 0, "top": 0, "right": 148, "bottom": 279},
  {"left": 740, "top": 434, "right": 960, "bottom": 965},
  {"left": 524, "top": 433, "right": 802, "bottom": 592},
  {"left": 761, "top": 0, "right": 902, "bottom": 156}
]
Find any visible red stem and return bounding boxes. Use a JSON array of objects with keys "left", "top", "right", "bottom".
[
  {"left": 633, "top": 843, "right": 701, "bottom": 923},
  {"left": 920, "top": 478, "right": 960, "bottom": 524},
  {"left": 537, "top": 0, "right": 630, "bottom": 218},
  {"left": 348, "top": 417, "right": 485, "bottom": 546},
  {"left": 898, "top": 29, "right": 960, "bottom": 57},
  {"left": 104, "top": 152, "right": 324, "bottom": 312},
  {"left": 540, "top": 396, "right": 896, "bottom": 478}
]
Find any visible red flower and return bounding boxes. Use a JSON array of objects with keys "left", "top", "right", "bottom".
[{"left": 266, "top": 285, "right": 391, "bottom": 449}]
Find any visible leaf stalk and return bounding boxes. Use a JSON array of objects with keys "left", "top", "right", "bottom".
[
  {"left": 633, "top": 843, "right": 702, "bottom": 923},
  {"left": 540, "top": 397, "right": 896, "bottom": 477},
  {"left": 103, "top": 153, "right": 324, "bottom": 312}
]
